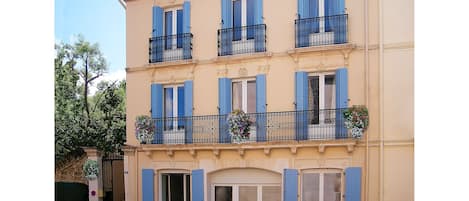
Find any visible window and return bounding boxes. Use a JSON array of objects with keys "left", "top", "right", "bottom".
[
  {"left": 164, "top": 85, "right": 185, "bottom": 131},
  {"left": 302, "top": 170, "right": 342, "bottom": 201},
  {"left": 161, "top": 173, "right": 191, "bottom": 201},
  {"left": 232, "top": 0, "right": 255, "bottom": 41},
  {"left": 164, "top": 8, "right": 183, "bottom": 49},
  {"left": 232, "top": 79, "right": 256, "bottom": 113},
  {"left": 308, "top": 73, "right": 335, "bottom": 125},
  {"left": 214, "top": 185, "right": 281, "bottom": 201}
]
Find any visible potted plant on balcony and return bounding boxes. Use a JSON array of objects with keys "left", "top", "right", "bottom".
[
  {"left": 227, "top": 109, "right": 253, "bottom": 144},
  {"left": 135, "top": 115, "right": 155, "bottom": 144},
  {"left": 83, "top": 159, "right": 99, "bottom": 180},
  {"left": 343, "top": 105, "right": 369, "bottom": 139}
]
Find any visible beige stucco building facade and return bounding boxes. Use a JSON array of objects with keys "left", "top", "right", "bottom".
[{"left": 123, "top": 0, "right": 413, "bottom": 201}]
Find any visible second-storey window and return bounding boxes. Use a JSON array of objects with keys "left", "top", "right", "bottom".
[
  {"left": 232, "top": 79, "right": 256, "bottom": 113},
  {"left": 308, "top": 73, "right": 336, "bottom": 124},
  {"left": 164, "top": 85, "right": 185, "bottom": 130},
  {"left": 232, "top": 0, "right": 255, "bottom": 40},
  {"left": 164, "top": 8, "right": 183, "bottom": 49}
]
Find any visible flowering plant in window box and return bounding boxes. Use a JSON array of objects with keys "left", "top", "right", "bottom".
[
  {"left": 227, "top": 109, "right": 253, "bottom": 144},
  {"left": 83, "top": 159, "right": 99, "bottom": 180},
  {"left": 343, "top": 105, "right": 369, "bottom": 139},
  {"left": 135, "top": 115, "right": 155, "bottom": 144}
]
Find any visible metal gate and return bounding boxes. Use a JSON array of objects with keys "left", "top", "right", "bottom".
[{"left": 102, "top": 153, "right": 125, "bottom": 201}]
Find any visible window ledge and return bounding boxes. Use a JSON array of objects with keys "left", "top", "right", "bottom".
[
  {"left": 126, "top": 59, "right": 197, "bottom": 72},
  {"left": 288, "top": 43, "right": 355, "bottom": 55},
  {"left": 138, "top": 139, "right": 358, "bottom": 158},
  {"left": 213, "top": 51, "right": 273, "bottom": 64}
]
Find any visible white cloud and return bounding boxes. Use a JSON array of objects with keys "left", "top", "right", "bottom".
[{"left": 89, "top": 69, "right": 126, "bottom": 96}]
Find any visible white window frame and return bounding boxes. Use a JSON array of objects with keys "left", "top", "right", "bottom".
[
  {"left": 159, "top": 170, "right": 191, "bottom": 201},
  {"left": 164, "top": 84, "right": 184, "bottom": 131},
  {"left": 232, "top": 0, "right": 252, "bottom": 41},
  {"left": 308, "top": 72, "right": 336, "bottom": 125},
  {"left": 318, "top": 0, "right": 326, "bottom": 32},
  {"left": 300, "top": 169, "right": 344, "bottom": 201},
  {"left": 163, "top": 7, "right": 182, "bottom": 50},
  {"left": 232, "top": 78, "right": 256, "bottom": 113},
  {"left": 211, "top": 184, "right": 281, "bottom": 201}
]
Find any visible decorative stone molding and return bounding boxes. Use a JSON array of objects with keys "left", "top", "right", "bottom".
[
  {"left": 238, "top": 67, "right": 248, "bottom": 77},
  {"left": 263, "top": 148, "right": 271, "bottom": 156},
  {"left": 257, "top": 65, "right": 270, "bottom": 74},
  {"left": 189, "top": 149, "right": 197, "bottom": 158},
  {"left": 217, "top": 66, "right": 228, "bottom": 77},
  {"left": 166, "top": 149, "right": 174, "bottom": 157},
  {"left": 290, "top": 147, "right": 297, "bottom": 155},
  {"left": 213, "top": 149, "right": 220, "bottom": 158},
  {"left": 238, "top": 148, "right": 245, "bottom": 157}
]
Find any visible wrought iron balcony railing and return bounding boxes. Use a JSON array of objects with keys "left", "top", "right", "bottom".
[
  {"left": 295, "top": 14, "right": 348, "bottom": 48},
  {"left": 218, "top": 24, "right": 266, "bottom": 56},
  {"left": 149, "top": 33, "right": 193, "bottom": 63},
  {"left": 146, "top": 108, "right": 352, "bottom": 145}
]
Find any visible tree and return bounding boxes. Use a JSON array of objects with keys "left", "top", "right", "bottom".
[{"left": 55, "top": 36, "right": 126, "bottom": 165}]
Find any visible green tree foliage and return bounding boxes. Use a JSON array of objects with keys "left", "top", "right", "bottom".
[{"left": 55, "top": 36, "right": 126, "bottom": 165}]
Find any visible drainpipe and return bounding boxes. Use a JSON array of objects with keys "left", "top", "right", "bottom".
[
  {"left": 378, "top": 0, "right": 385, "bottom": 200},
  {"left": 364, "top": 0, "right": 370, "bottom": 201}
]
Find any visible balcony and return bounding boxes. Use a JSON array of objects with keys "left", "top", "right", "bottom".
[
  {"left": 295, "top": 14, "right": 348, "bottom": 48},
  {"left": 147, "top": 108, "right": 352, "bottom": 145},
  {"left": 149, "top": 33, "right": 193, "bottom": 63},
  {"left": 218, "top": 24, "right": 266, "bottom": 56}
]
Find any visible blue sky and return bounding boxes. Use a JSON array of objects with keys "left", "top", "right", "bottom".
[{"left": 55, "top": 0, "right": 125, "bottom": 75}]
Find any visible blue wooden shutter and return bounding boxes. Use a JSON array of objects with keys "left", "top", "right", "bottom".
[
  {"left": 295, "top": 72, "right": 308, "bottom": 140},
  {"left": 192, "top": 169, "right": 204, "bottom": 201},
  {"left": 310, "top": 0, "right": 319, "bottom": 33},
  {"left": 253, "top": 0, "right": 265, "bottom": 52},
  {"left": 218, "top": 78, "right": 232, "bottom": 143},
  {"left": 325, "top": 0, "right": 346, "bottom": 43},
  {"left": 232, "top": 0, "right": 242, "bottom": 41},
  {"left": 184, "top": 80, "right": 193, "bottom": 143},
  {"left": 142, "top": 169, "right": 154, "bottom": 201},
  {"left": 220, "top": 0, "right": 233, "bottom": 55},
  {"left": 152, "top": 6, "right": 164, "bottom": 62},
  {"left": 335, "top": 68, "right": 348, "bottom": 139},
  {"left": 283, "top": 169, "right": 298, "bottom": 201},
  {"left": 256, "top": 74, "right": 266, "bottom": 142},
  {"left": 178, "top": 86, "right": 185, "bottom": 133},
  {"left": 297, "top": 0, "right": 310, "bottom": 47},
  {"left": 177, "top": 9, "right": 184, "bottom": 48},
  {"left": 183, "top": 1, "right": 192, "bottom": 59},
  {"left": 246, "top": 0, "right": 255, "bottom": 39},
  {"left": 345, "top": 167, "right": 362, "bottom": 201},
  {"left": 151, "top": 84, "right": 164, "bottom": 144}
]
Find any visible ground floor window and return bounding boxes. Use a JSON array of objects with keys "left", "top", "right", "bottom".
[
  {"left": 213, "top": 184, "right": 280, "bottom": 201},
  {"left": 302, "top": 169, "right": 342, "bottom": 201},
  {"left": 161, "top": 173, "right": 191, "bottom": 201}
]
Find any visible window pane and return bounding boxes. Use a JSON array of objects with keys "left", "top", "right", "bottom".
[
  {"left": 186, "top": 175, "right": 191, "bottom": 201},
  {"left": 162, "top": 174, "right": 169, "bottom": 201},
  {"left": 247, "top": 81, "right": 256, "bottom": 113},
  {"left": 170, "top": 174, "right": 184, "bottom": 201},
  {"left": 239, "top": 186, "right": 257, "bottom": 201},
  {"left": 165, "top": 11, "right": 173, "bottom": 49},
  {"left": 232, "top": 0, "right": 242, "bottom": 41},
  {"left": 215, "top": 186, "right": 232, "bottom": 201},
  {"left": 164, "top": 88, "right": 174, "bottom": 130},
  {"left": 262, "top": 186, "right": 281, "bottom": 201},
  {"left": 232, "top": 82, "right": 242, "bottom": 111},
  {"left": 177, "top": 86, "right": 185, "bottom": 129},
  {"left": 303, "top": 173, "right": 320, "bottom": 201},
  {"left": 323, "top": 173, "right": 341, "bottom": 201},
  {"left": 324, "top": 75, "right": 336, "bottom": 123},
  {"left": 308, "top": 76, "right": 319, "bottom": 124}
]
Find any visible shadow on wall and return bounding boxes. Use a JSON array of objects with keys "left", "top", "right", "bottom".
[{"left": 55, "top": 182, "right": 89, "bottom": 201}]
